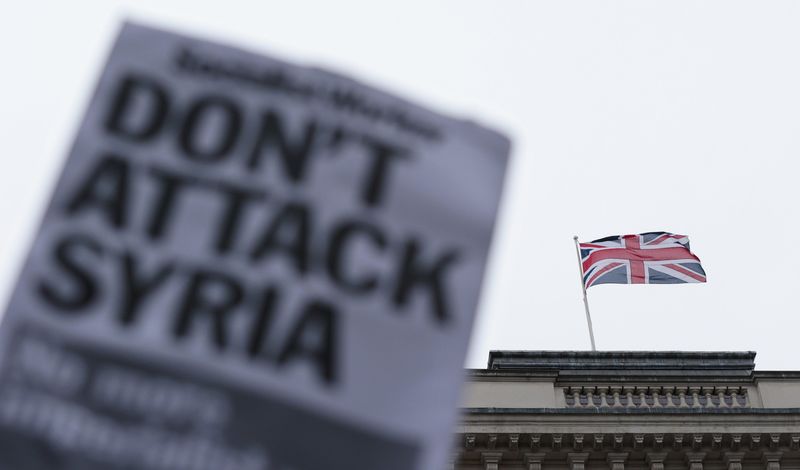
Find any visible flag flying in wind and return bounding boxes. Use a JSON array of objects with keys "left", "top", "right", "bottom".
[{"left": 579, "top": 232, "right": 706, "bottom": 288}]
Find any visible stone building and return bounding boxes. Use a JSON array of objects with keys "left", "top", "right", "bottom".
[{"left": 455, "top": 351, "right": 800, "bottom": 470}]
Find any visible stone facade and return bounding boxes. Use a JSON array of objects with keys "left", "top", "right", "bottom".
[{"left": 455, "top": 351, "right": 800, "bottom": 470}]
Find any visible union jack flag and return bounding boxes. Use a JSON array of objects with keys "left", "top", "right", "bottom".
[{"left": 579, "top": 232, "right": 706, "bottom": 288}]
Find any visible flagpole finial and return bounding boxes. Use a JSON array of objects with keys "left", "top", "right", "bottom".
[{"left": 573, "top": 235, "right": 579, "bottom": 241}]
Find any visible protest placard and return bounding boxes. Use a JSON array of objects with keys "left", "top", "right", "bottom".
[{"left": 0, "top": 22, "right": 510, "bottom": 470}]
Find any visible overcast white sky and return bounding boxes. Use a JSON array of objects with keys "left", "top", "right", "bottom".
[{"left": 2, "top": 1, "right": 800, "bottom": 370}]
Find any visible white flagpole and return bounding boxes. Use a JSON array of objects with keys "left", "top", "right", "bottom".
[{"left": 573, "top": 236, "right": 596, "bottom": 351}]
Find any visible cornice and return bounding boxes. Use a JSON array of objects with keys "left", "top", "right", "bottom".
[
  {"left": 488, "top": 351, "right": 756, "bottom": 370},
  {"left": 453, "top": 432, "right": 800, "bottom": 470},
  {"left": 453, "top": 432, "right": 800, "bottom": 455},
  {"left": 754, "top": 371, "right": 800, "bottom": 380},
  {"left": 463, "top": 407, "right": 800, "bottom": 415}
]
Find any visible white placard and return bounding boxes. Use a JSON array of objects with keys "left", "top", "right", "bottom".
[{"left": 0, "top": 22, "right": 510, "bottom": 470}]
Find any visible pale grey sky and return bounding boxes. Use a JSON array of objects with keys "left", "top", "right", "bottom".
[{"left": 2, "top": 1, "right": 799, "bottom": 370}]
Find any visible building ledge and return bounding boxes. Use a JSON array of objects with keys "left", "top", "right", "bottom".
[
  {"left": 488, "top": 351, "right": 757, "bottom": 378},
  {"left": 463, "top": 407, "right": 800, "bottom": 415}
]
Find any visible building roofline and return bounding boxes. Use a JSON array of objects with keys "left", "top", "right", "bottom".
[
  {"left": 463, "top": 407, "right": 800, "bottom": 415},
  {"left": 486, "top": 350, "right": 758, "bottom": 379}
]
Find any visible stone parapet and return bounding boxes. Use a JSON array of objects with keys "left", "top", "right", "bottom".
[{"left": 464, "top": 351, "right": 800, "bottom": 410}]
